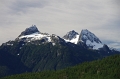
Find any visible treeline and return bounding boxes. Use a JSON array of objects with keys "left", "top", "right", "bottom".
[{"left": 1, "top": 54, "right": 120, "bottom": 79}]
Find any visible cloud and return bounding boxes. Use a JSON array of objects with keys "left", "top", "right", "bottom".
[
  {"left": 102, "top": 40, "right": 120, "bottom": 51},
  {"left": 9, "top": 0, "right": 48, "bottom": 13},
  {"left": 108, "top": 42, "right": 120, "bottom": 51}
]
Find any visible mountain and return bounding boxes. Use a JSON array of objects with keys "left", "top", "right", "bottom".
[
  {"left": 1, "top": 54, "right": 120, "bottom": 79},
  {"left": 63, "top": 30, "right": 79, "bottom": 44},
  {"left": 16, "top": 25, "right": 104, "bottom": 50},
  {"left": 0, "top": 25, "right": 120, "bottom": 78},
  {"left": 16, "top": 25, "right": 65, "bottom": 45},
  {"left": 18, "top": 25, "right": 40, "bottom": 37},
  {"left": 63, "top": 29, "right": 103, "bottom": 49},
  {"left": 79, "top": 29, "right": 103, "bottom": 49}
]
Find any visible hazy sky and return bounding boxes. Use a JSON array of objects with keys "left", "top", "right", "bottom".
[{"left": 0, "top": 0, "right": 120, "bottom": 50}]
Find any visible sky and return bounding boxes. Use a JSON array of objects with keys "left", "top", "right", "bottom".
[{"left": 0, "top": 0, "right": 120, "bottom": 50}]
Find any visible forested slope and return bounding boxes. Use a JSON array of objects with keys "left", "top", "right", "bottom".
[{"left": 1, "top": 54, "right": 120, "bottom": 79}]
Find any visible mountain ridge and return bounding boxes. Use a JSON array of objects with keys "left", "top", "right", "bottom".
[
  {"left": 14, "top": 25, "right": 104, "bottom": 50},
  {"left": 0, "top": 25, "right": 120, "bottom": 78},
  {"left": 2, "top": 25, "right": 119, "bottom": 54}
]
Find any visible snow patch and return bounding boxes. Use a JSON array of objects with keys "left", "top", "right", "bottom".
[
  {"left": 64, "top": 35, "right": 79, "bottom": 44},
  {"left": 86, "top": 40, "right": 103, "bottom": 49},
  {"left": 52, "top": 43, "right": 56, "bottom": 46},
  {"left": 63, "top": 29, "right": 103, "bottom": 50},
  {"left": 22, "top": 44, "right": 24, "bottom": 46},
  {"left": 19, "top": 32, "right": 52, "bottom": 42},
  {"left": 20, "top": 47, "right": 22, "bottom": 49},
  {"left": 7, "top": 43, "right": 13, "bottom": 46}
]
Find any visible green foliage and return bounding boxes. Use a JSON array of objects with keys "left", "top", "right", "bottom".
[
  {"left": 5, "top": 42, "right": 100, "bottom": 72},
  {"left": 0, "top": 40, "right": 120, "bottom": 78},
  {"left": 0, "top": 41, "right": 119, "bottom": 78},
  {"left": 0, "top": 66, "right": 11, "bottom": 77},
  {"left": 1, "top": 55, "right": 120, "bottom": 79}
]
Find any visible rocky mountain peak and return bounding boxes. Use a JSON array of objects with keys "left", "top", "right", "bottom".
[
  {"left": 79, "top": 29, "right": 102, "bottom": 43},
  {"left": 63, "top": 30, "right": 79, "bottom": 40},
  {"left": 78, "top": 29, "right": 103, "bottom": 49},
  {"left": 18, "top": 25, "right": 40, "bottom": 37},
  {"left": 63, "top": 29, "right": 103, "bottom": 49}
]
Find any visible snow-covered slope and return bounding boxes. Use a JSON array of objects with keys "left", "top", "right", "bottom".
[
  {"left": 16, "top": 25, "right": 65, "bottom": 45},
  {"left": 17, "top": 25, "right": 51, "bottom": 42},
  {"left": 79, "top": 29, "right": 102, "bottom": 43},
  {"left": 19, "top": 32, "right": 51, "bottom": 42},
  {"left": 63, "top": 29, "right": 103, "bottom": 49},
  {"left": 16, "top": 25, "right": 103, "bottom": 49},
  {"left": 19, "top": 25, "right": 40, "bottom": 37},
  {"left": 79, "top": 29, "right": 103, "bottom": 49},
  {"left": 63, "top": 30, "right": 79, "bottom": 44}
]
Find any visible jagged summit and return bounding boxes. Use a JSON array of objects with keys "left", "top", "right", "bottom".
[
  {"left": 19, "top": 25, "right": 40, "bottom": 37},
  {"left": 63, "top": 30, "right": 79, "bottom": 44},
  {"left": 63, "top": 30, "right": 79, "bottom": 40},
  {"left": 15, "top": 25, "right": 104, "bottom": 49},
  {"left": 79, "top": 29, "right": 103, "bottom": 49},
  {"left": 17, "top": 26, "right": 50, "bottom": 42},
  {"left": 79, "top": 29, "right": 102, "bottom": 43},
  {"left": 16, "top": 25, "right": 65, "bottom": 45},
  {"left": 63, "top": 29, "right": 103, "bottom": 49}
]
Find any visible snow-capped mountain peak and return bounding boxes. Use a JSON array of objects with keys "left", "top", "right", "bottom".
[
  {"left": 27, "top": 25, "right": 38, "bottom": 31},
  {"left": 79, "top": 29, "right": 103, "bottom": 49},
  {"left": 63, "top": 29, "right": 103, "bottom": 49},
  {"left": 16, "top": 25, "right": 65, "bottom": 45},
  {"left": 16, "top": 25, "right": 103, "bottom": 49},
  {"left": 79, "top": 29, "right": 102, "bottom": 44},
  {"left": 19, "top": 25, "right": 40, "bottom": 37},
  {"left": 63, "top": 30, "right": 79, "bottom": 44},
  {"left": 16, "top": 25, "right": 50, "bottom": 42},
  {"left": 63, "top": 30, "right": 79, "bottom": 40}
]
